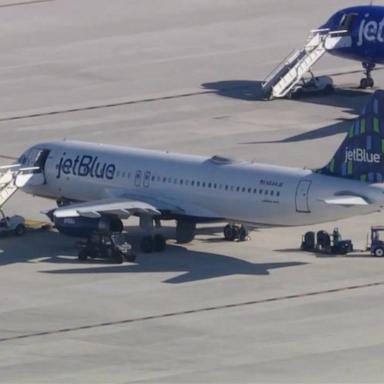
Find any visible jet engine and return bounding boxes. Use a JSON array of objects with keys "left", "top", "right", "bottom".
[{"left": 47, "top": 211, "right": 123, "bottom": 237}]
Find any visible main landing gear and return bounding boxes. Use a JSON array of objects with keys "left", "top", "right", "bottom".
[
  {"left": 138, "top": 215, "right": 167, "bottom": 253},
  {"left": 140, "top": 233, "right": 166, "bottom": 253},
  {"left": 223, "top": 224, "right": 249, "bottom": 242},
  {"left": 360, "top": 62, "right": 375, "bottom": 89}
]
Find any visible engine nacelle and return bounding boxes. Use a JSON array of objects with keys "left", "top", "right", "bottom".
[{"left": 50, "top": 214, "right": 123, "bottom": 237}]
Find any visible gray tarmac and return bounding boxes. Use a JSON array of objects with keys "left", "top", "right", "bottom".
[{"left": 1, "top": 0, "right": 384, "bottom": 383}]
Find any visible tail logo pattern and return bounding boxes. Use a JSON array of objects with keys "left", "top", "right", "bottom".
[{"left": 318, "top": 91, "right": 384, "bottom": 183}]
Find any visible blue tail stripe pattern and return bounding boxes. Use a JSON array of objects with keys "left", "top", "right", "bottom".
[{"left": 318, "top": 91, "right": 384, "bottom": 183}]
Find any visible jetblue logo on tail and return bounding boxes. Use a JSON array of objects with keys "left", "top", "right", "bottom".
[
  {"left": 56, "top": 153, "right": 116, "bottom": 180},
  {"left": 317, "top": 91, "right": 384, "bottom": 183},
  {"left": 345, "top": 148, "right": 381, "bottom": 163}
]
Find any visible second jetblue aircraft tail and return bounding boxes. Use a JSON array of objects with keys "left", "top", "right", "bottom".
[{"left": 318, "top": 91, "right": 384, "bottom": 183}]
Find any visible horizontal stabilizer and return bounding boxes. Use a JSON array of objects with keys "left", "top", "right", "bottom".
[{"left": 322, "top": 196, "right": 369, "bottom": 206}]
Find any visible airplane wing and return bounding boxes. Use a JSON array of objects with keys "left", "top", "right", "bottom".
[
  {"left": 322, "top": 196, "right": 369, "bottom": 206},
  {"left": 103, "top": 189, "right": 223, "bottom": 219},
  {"left": 53, "top": 198, "right": 161, "bottom": 219}
]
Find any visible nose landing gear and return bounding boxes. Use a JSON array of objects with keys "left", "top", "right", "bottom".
[{"left": 360, "top": 62, "right": 375, "bottom": 89}]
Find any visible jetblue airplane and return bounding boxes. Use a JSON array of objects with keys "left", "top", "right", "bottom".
[
  {"left": 12, "top": 91, "right": 384, "bottom": 252},
  {"left": 323, "top": 5, "right": 384, "bottom": 88}
]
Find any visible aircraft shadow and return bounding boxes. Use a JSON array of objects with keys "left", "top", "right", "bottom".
[
  {"left": 202, "top": 80, "right": 266, "bottom": 101},
  {"left": 0, "top": 228, "right": 307, "bottom": 283},
  {"left": 202, "top": 79, "right": 372, "bottom": 114},
  {"left": 0, "top": 229, "right": 76, "bottom": 266},
  {"left": 240, "top": 118, "right": 350, "bottom": 145},
  {"left": 42, "top": 244, "right": 307, "bottom": 284}
]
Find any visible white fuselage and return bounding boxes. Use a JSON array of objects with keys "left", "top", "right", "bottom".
[{"left": 18, "top": 141, "right": 384, "bottom": 226}]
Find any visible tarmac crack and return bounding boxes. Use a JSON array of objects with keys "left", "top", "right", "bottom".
[
  {"left": 0, "top": 90, "right": 213, "bottom": 123},
  {"left": 0, "top": 0, "right": 53, "bottom": 8},
  {"left": 1, "top": 280, "right": 383, "bottom": 343}
]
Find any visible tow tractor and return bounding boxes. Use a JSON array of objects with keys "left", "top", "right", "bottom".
[
  {"left": 368, "top": 226, "right": 384, "bottom": 257},
  {"left": 78, "top": 231, "right": 136, "bottom": 263},
  {"left": 0, "top": 209, "right": 26, "bottom": 237}
]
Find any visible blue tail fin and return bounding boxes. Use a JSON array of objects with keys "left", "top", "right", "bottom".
[{"left": 318, "top": 91, "right": 384, "bottom": 183}]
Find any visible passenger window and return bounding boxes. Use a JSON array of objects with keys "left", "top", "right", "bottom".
[
  {"left": 236, "top": 187, "right": 240, "bottom": 192},
  {"left": 191, "top": 180, "right": 195, "bottom": 186}
]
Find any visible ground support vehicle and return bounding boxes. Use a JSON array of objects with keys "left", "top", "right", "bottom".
[
  {"left": 78, "top": 231, "right": 136, "bottom": 263},
  {"left": 301, "top": 228, "right": 353, "bottom": 255},
  {"left": 0, "top": 210, "right": 26, "bottom": 237},
  {"left": 368, "top": 226, "right": 384, "bottom": 257}
]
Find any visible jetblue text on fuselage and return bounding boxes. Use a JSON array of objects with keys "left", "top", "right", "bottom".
[
  {"left": 56, "top": 153, "right": 116, "bottom": 179},
  {"left": 357, "top": 14, "right": 384, "bottom": 46}
]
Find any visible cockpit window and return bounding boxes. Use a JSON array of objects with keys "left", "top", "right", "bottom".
[
  {"left": 339, "top": 13, "right": 357, "bottom": 32},
  {"left": 18, "top": 154, "right": 27, "bottom": 165}
]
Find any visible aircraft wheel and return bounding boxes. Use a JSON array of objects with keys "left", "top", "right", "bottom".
[
  {"left": 360, "top": 78, "right": 369, "bottom": 89},
  {"left": 374, "top": 247, "right": 384, "bottom": 257},
  {"left": 140, "top": 235, "right": 154, "bottom": 253},
  {"left": 112, "top": 250, "right": 124, "bottom": 264},
  {"left": 153, "top": 234, "right": 166, "bottom": 252},
  {"left": 125, "top": 253, "right": 136, "bottom": 262},
  {"left": 238, "top": 225, "right": 249, "bottom": 241},
  {"left": 78, "top": 249, "right": 88, "bottom": 261},
  {"left": 324, "top": 84, "right": 334, "bottom": 94},
  {"left": 224, "top": 224, "right": 235, "bottom": 241},
  {"left": 367, "top": 78, "right": 374, "bottom": 88},
  {"left": 14, "top": 224, "right": 26, "bottom": 236},
  {"left": 224, "top": 224, "right": 240, "bottom": 241}
]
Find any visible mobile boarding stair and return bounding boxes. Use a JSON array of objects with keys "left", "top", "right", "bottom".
[
  {"left": 0, "top": 164, "right": 40, "bottom": 208},
  {"left": 262, "top": 28, "right": 350, "bottom": 99}
]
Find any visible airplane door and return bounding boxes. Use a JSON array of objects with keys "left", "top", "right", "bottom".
[
  {"left": 143, "top": 171, "right": 151, "bottom": 188},
  {"left": 295, "top": 180, "right": 311, "bottom": 213},
  {"left": 16, "top": 148, "right": 51, "bottom": 187},
  {"left": 134, "top": 170, "right": 142, "bottom": 187}
]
